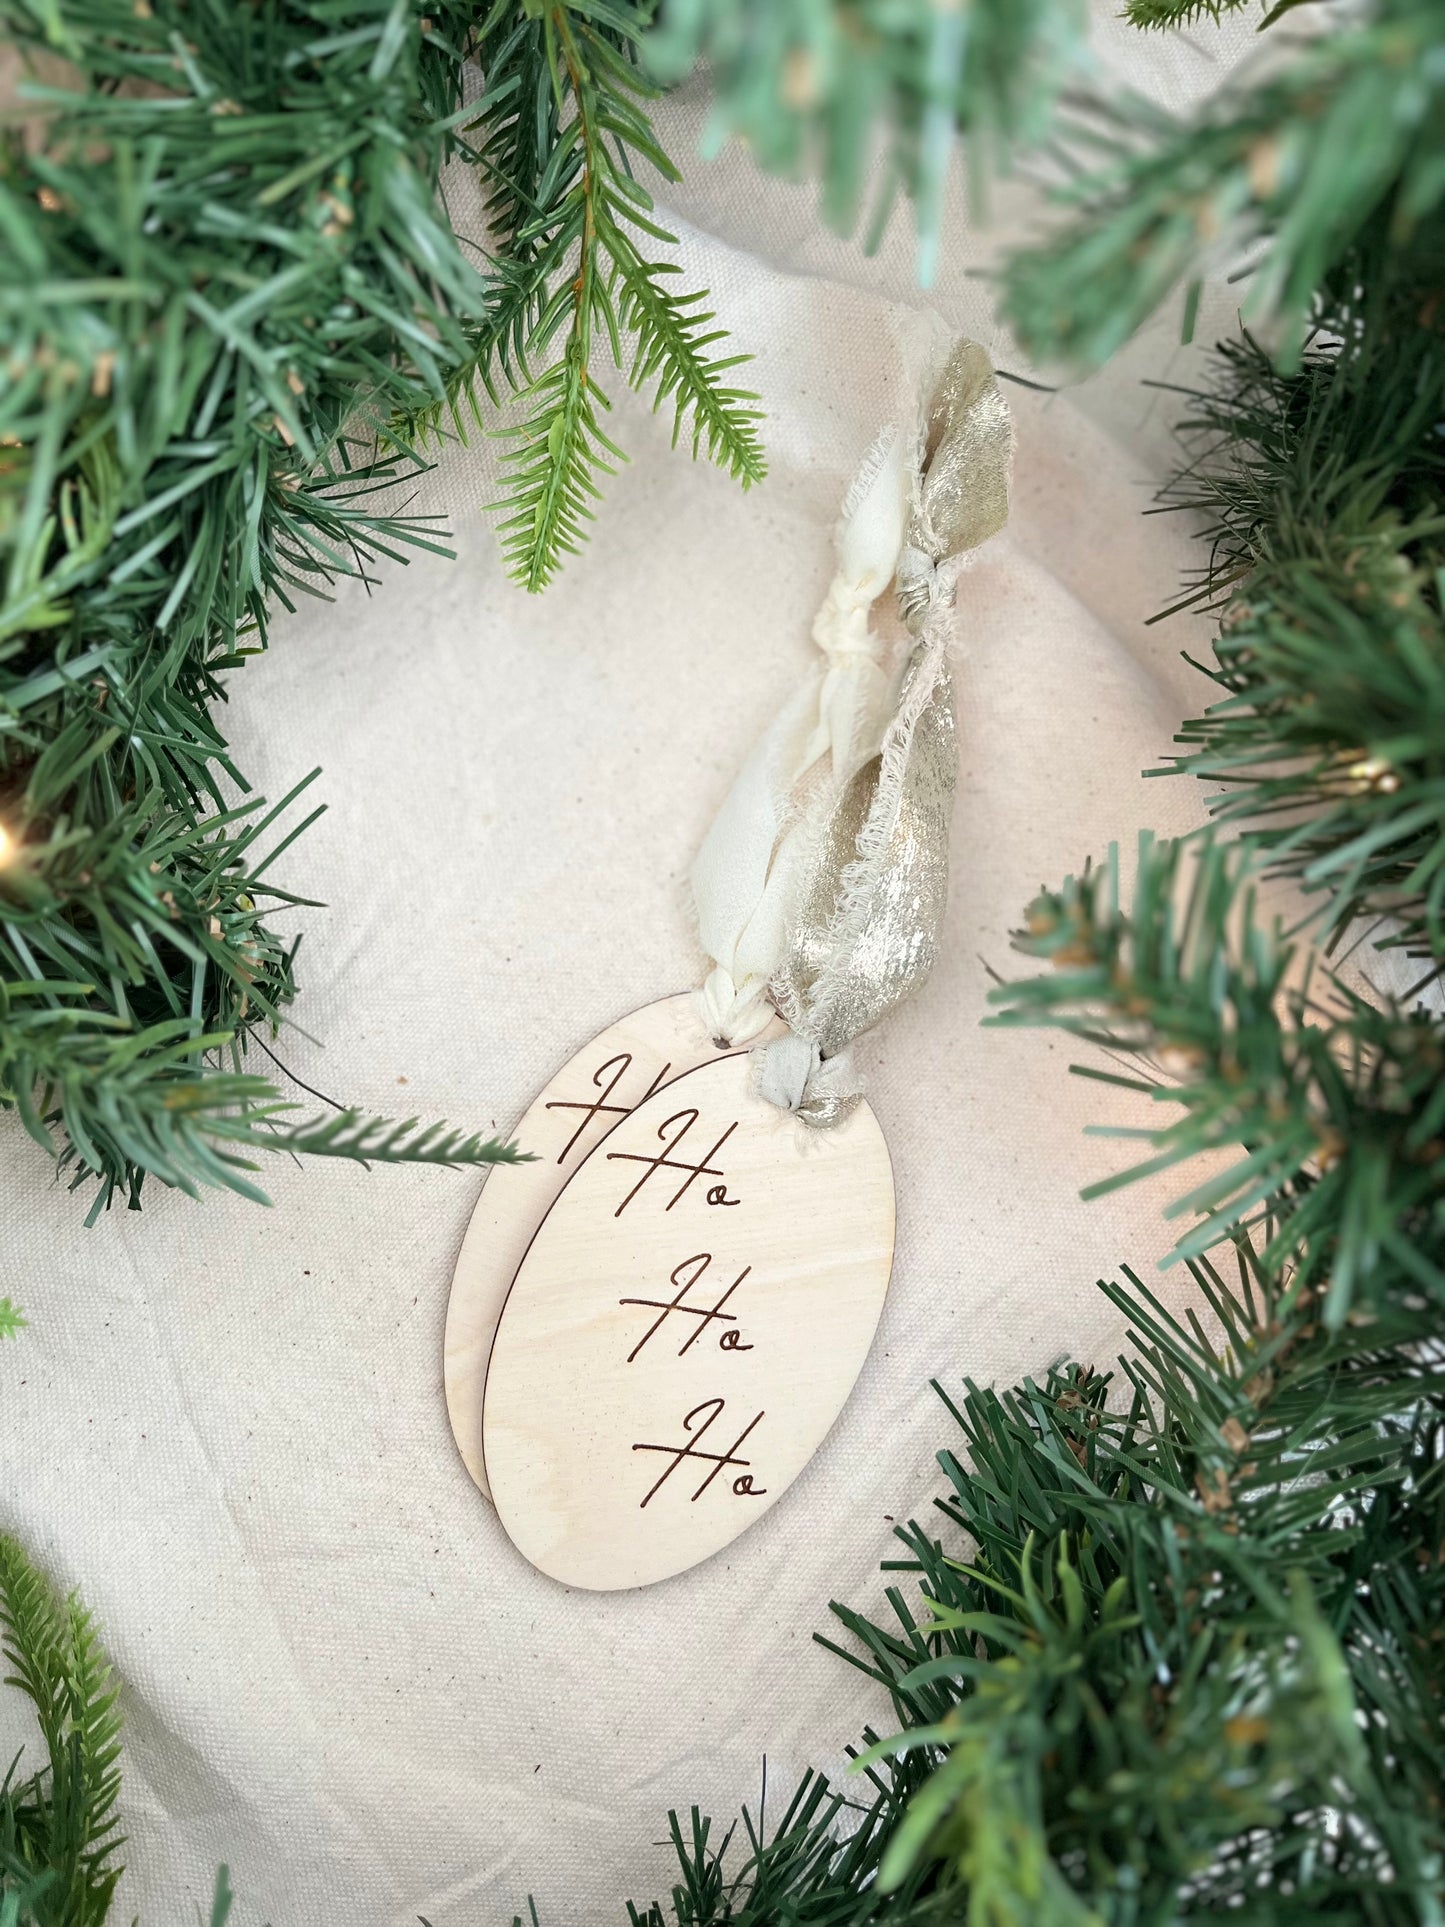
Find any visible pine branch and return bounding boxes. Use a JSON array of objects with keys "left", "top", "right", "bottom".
[
  {"left": 1148, "top": 281, "right": 1445, "bottom": 973},
  {"left": 56, "top": 1598, "right": 122, "bottom": 1915},
  {"left": 606, "top": 1236, "right": 1442, "bottom": 1923},
  {"left": 452, "top": 1, "right": 767, "bottom": 591},
  {"left": 494, "top": 350, "right": 624, "bottom": 594},
  {"left": 859, "top": 1562, "right": 1369, "bottom": 1912},
  {"left": 5, "top": 1018, "right": 525, "bottom": 1213},
  {"left": 0, "top": 1534, "right": 253, "bottom": 1927},
  {"left": 1124, "top": 0, "right": 1256, "bottom": 23},
  {"left": 393, "top": 13, "right": 577, "bottom": 449},
  {"left": 998, "top": 0, "right": 1445, "bottom": 370},
  {"left": 987, "top": 833, "right": 1445, "bottom": 1325},
  {"left": 647, "top": 0, "right": 1090, "bottom": 284},
  {"left": 0, "top": 0, "right": 535, "bottom": 1216},
  {"left": 621, "top": 1770, "right": 936, "bottom": 1927},
  {"left": 222, "top": 1108, "right": 526, "bottom": 1172},
  {"left": 0, "top": 767, "right": 526, "bottom": 1213},
  {"left": 834, "top": 1253, "right": 1443, "bottom": 1912},
  {"left": 465, "top": 7, "right": 564, "bottom": 375},
  {"left": 0, "top": 1537, "right": 125, "bottom": 1927},
  {"left": 613, "top": 256, "right": 765, "bottom": 479},
  {"left": 0, "top": 1540, "right": 67, "bottom": 1756}
]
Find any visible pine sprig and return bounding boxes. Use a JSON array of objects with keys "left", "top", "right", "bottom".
[
  {"left": 0, "top": 0, "right": 532, "bottom": 1215},
  {"left": 833, "top": 1250, "right": 1443, "bottom": 1914},
  {"left": 623, "top": 1768, "right": 938, "bottom": 1927},
  {"left": 494, "top": 355, "right": 624, "bottom": 591},
  {"left": 998, "top": 0, "right": 1445, "bottom": 370},
  {"left": 456, "top": 1, "right": 766, "bottom": 591},
  {"left": 0, "top": 1537, "right": 124, "bottom": 1927},
  {"left": 614, "top": 260, "right": 765, "bottom": 476},
  {"left": 0, "top": 1538, "right": 245, "bottom": 1927},
  {"left": 987, "top": 833, "right": 1445, "bottom": 1325},
  {"left": 5, "top": 1017, "right": 525, "bottom": 1213},
  {"left": 1148, "top": 276, "right": 1445, "bottom": 973},
  {"left": 462, "top": 8, "right": 563, "bottom": 380},
  {"left": 647, "top": 0, "right": 1091, "bottom": 284},
  {"left": 230, "top": 1109, "right": 526, "bottom": 1172}
]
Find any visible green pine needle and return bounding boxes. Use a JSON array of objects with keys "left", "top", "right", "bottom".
[
  {"left": 455, "top": 2, "right": 768, "bottom": 593},
  {"left": 999, "top": 0, "right": 1445, "bottom": 370},
  {"left": 0, "top": 0, "right": 531, "bottom": 1215},
  {"left": 208, "top": 1867, "right": 234, "bottom": 1927},
  {"left": 615, "top": 260, "right": 766, "bottom": 481},
  {"left": 1124, "top": 0, "right": 1255, "bottom": 24},
  {"left": 989, "top": 832, "right": 1445, "bottom": 1323},
  {"left": 0, "top": 1536, "right": 125, "bottom": 1927}
]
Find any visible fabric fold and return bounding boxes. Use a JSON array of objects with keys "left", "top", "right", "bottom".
[{"left": 693, "top": 337, "right": 1014, "bottom": 1119}]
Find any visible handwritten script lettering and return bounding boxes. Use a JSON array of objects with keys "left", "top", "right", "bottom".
[
  {"left": 632, "top": 1397, "right": 767, "bottom": 1508},
  {"left": 619, "top": 1252, "right": 753, "bottom": 1363},
  {"left": 607, "top": 1108, "right": 742, "bottom": 1217},
  {"left": 545, "top": 1051, "right": 672, "bottom": 1165},
  {"left": 586, "top": 1074, "right": 773, "bottom": 1513}
]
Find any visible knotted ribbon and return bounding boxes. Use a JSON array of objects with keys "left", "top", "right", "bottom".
[{"left": 692, "top": 338, "right": 1013, "bottom": 1123}]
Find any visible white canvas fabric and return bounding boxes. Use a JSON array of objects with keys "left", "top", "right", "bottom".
[{"left": 2, "top": 13, "right": 1271, "bottom": 1924}]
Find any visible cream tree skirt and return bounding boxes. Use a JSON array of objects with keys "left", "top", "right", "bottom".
[{"left": 1, "top": 16, "right": 1266, "bottom": 1923}]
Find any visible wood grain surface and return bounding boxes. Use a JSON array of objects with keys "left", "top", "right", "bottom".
[
  {"left": 444, "top": 994, "right": 776, "bottom": 1501},
  {"left": 483, "top": 1051, "right": 895, "bottom": 1590}
]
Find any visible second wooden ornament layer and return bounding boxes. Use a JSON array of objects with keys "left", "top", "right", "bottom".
[{"left": 482, "top": 1048, "right": 895, "bottom": 1591}]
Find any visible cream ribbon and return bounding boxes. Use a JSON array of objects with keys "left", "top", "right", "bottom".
[{"left": 692, "top": 339, "right": 1013, "bottom": 1123}]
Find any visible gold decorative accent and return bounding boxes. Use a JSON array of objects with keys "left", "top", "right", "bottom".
[{"left": 768, "top": 341, "right": 1012, "bottom": 1124}]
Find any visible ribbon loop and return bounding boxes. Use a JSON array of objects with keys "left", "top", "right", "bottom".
[{"left": 693, "top": 338, "right": 1013, "bottom": 1121}]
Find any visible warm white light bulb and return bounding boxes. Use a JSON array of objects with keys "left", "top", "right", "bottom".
[{"left": 0, "top": 823, "right": 12, "bottom": 866}]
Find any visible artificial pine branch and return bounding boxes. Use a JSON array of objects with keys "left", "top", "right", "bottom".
[
  {"left": 0, "top": 1538, "right": 243, "bottom": 1927},
  {"left": 446, "top": 1, "right": 765, "bottom": 590},
  {"left": 0, "top": 1537, "right": 124, "bottom": 1927},
  {"left": 0, "top": 0, "right": 531, "bottom": 1214},
  {"left": 608, "top": 344, "right": 1444, "bottom": 1909},
  {"left": 612, "top": 1236, "right": 1442, "bottom": 1924},
  {"left": 218, "top": 1109, "right": 525, "bottom": 1172},
  {"left": 468, "top": 8, "right": 562, "bottom": 357},
  {"left": 614, "top": 260, "right": 764, "bottom": 476},
  {"left": 998, "top": 0, "right": 1445, "bottom": 370},
  {"left": 0, "top": 0, "right": 768, "bottom": 1211},
  {"left": 393, "top": 11, "right": 573, "bottom": 444},
  {"left": 835, "top": 1253, "right": 1443, "bottom": 1914},
  {"left": 648, "top": 0, "right": 1442, "bottom": 368},
  {"left": 647, "top": 0, "right": 1090, "bottom": 284},
  {"left": 495, "top": 5, "right": 618, "bottom": 592},
  {"left": 988, "top": 833, "right": 1445, "bottom": 1324},
  {"left": 1149, "top": 267, "right": 1445, "bottom": 975}
]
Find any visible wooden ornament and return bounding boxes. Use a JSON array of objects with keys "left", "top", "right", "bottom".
[
  {"left": 482, "top": 1051, "right": 895, "bottom": 1591},
  {"left": 444, "top": 994, "right": 777, "bottom": 1501}
]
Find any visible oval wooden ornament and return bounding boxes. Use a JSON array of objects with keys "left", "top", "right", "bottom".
[
  {"left": 482, "top": 1052, "right": 896, "bottom": 1591},
  {"left": 445, "top": 995, "right": 776, "bottom": 1501}
]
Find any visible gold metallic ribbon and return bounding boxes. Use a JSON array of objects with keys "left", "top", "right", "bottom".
[{"left": 760, "top": 342, "right": 1013, "bottom": 1125}]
